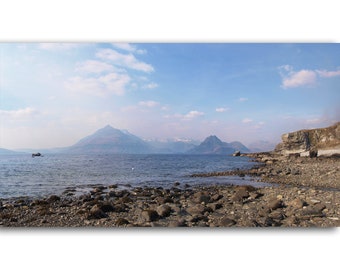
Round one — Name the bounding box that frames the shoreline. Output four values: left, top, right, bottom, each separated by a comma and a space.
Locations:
0, 153, 339, 227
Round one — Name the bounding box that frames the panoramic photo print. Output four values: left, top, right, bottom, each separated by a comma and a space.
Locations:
0, 43, 339, 227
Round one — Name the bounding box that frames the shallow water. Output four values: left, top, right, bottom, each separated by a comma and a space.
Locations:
0, 153, 269, 199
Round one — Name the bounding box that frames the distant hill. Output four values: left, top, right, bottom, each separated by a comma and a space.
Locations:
187, 135, 249, 155
146, 139, 199, 153
0, 148, 26, 155
65, 125, 153, 154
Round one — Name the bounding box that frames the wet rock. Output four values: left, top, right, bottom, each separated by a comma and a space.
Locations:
47, 195, 61, 203
108, 191, 116, 197
174, 182, 180, 186
88, 205, 108, 219
233, 151, 241, 156
99, 203, 115, 213
108, 184, 118, 189
31, 199, 49, 206
141, 209, 160, 222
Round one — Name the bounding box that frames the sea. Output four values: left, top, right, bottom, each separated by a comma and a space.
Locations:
0, 153, 269, 199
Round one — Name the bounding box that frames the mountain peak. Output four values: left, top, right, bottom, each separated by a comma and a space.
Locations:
188, 135, 249, 154
203, 135, 223, 143
101, 124, 115, 130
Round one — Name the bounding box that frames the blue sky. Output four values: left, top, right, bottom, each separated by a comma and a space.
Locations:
1, 43, 339, 149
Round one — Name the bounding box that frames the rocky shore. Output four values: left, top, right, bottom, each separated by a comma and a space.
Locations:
1, 152, 339, 227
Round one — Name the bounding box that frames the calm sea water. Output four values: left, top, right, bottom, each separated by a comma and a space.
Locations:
0, 154, 267, 199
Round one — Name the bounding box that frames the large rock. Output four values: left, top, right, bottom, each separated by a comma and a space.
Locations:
275, 122, 340, 157
141, 210, 160, 222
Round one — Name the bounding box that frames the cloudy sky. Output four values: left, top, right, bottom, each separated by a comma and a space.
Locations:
1, 43, 339, 149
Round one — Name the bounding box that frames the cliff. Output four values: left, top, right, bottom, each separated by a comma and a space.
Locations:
275, 122, 340, 157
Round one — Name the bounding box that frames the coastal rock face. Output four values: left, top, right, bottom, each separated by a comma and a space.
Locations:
275, 122, 340, 157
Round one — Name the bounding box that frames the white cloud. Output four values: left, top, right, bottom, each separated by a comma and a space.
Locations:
278, 65, 340, 89
282, 69, 317, 88
75, 60, 116, 74
138, 100, 159, 107
142, 82, 159, 89
316, 69, 340, 78
242, 118, 253, 123
0, 107, 39, 119
95, 49, 154, 73
184, 110, 205, 119
239, 97, 248, 102
39, 43, 79, 51
216, 107, 229, 112
164, 110, 205, 121
111, 43, 146, 54
65, 72, 131, 96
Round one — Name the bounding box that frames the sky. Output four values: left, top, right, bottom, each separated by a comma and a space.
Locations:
0, 43, 340, 149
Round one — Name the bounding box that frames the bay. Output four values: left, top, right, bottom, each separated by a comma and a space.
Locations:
0, 153, 267, 199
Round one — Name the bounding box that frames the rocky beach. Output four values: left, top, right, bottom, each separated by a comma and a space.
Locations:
1, 122, 339, 227
0, 152, 339, 227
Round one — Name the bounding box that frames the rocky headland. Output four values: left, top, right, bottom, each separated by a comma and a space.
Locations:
275, 122, 340, 157
0, 123, 339, 227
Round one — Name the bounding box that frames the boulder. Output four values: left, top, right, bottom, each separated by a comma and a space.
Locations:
47, 195, 60, 203
99, 202, 115, 213
88, 205, 108, 219
267, 198, 284, 211
156, 205, 172, 217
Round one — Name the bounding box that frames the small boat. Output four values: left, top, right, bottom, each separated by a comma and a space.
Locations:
32, 152, 42, 157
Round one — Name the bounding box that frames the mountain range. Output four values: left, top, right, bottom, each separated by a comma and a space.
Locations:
64, 125, 249, 154
5, 125, 255, 155
187, 135, 249, 154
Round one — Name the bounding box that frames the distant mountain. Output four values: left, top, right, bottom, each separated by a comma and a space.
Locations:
0, 148, 26, 155
65, 125, 153, 154
187, 135, 249, 155
146, 138, 199, 153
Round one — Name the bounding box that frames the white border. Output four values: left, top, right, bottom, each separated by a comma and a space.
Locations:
1, 1, 339, 270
